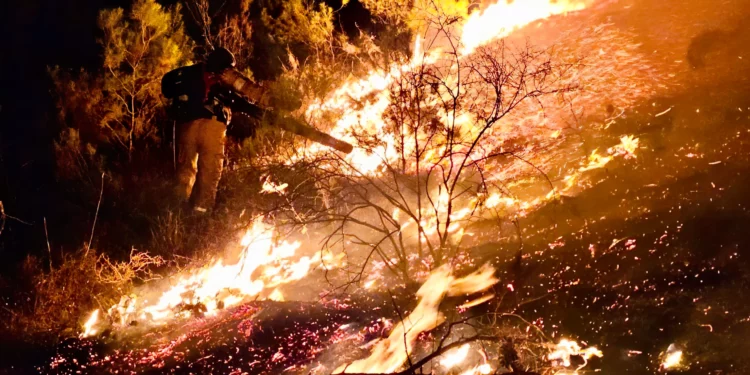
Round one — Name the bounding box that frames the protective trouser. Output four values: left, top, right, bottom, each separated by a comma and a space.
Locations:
176, 118, 226, 211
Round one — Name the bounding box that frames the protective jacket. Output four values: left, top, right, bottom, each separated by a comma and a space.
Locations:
161, 63, 232, 124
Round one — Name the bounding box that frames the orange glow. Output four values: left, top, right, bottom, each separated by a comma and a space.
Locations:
301, 1, 591, 177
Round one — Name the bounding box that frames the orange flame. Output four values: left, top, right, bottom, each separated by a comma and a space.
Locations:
439, 343, 471, 368
661, 343, 683, 369
336, 264, 498, 373
302, 0, 591, 176
460, 0, 588, 55
80, 309, 100, 338
261, 176, 289, 195
82, 218, 343, 333
547, 338, 603, 373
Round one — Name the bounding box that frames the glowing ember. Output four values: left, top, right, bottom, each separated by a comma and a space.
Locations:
336, 264, 498, 373
547, 339, 603, 372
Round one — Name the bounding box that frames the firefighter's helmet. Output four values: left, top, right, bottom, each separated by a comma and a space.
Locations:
206, 47, 236, 72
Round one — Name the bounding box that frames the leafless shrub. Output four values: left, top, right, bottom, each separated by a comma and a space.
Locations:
274, 7, 579, 288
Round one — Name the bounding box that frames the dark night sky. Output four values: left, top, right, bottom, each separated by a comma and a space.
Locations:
0, 0, 116, 257
1, 0, 130, 172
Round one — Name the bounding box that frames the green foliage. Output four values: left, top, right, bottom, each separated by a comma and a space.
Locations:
52, 0, 193, 173
96, 0, 193, 156
261, 0, 334, 48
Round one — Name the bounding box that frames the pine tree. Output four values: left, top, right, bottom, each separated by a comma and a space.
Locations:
51, 0, 193, 173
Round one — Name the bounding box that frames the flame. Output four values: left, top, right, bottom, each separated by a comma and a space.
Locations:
81, 218, 341, 333
460, 363, 493, 375
81, 309, 100, 338
661, 344, 683, 369
440, 343, 471, 368
288, 1, 639, 262
140, 218, 303, 321
336, 264, 498, 373
77, 10, 657, 375
438, 344, 493, 375
301, 0, 591, 176
547, 339, 603, 372
291, 1, 638, 257
460, 0, 588, 55
579, 149, 612, 172
261, 176, 289, 195
609, 135, 640, 159
458, 294, 495, 309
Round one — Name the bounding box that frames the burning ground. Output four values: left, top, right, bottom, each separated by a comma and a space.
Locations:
5, 0, 750, 374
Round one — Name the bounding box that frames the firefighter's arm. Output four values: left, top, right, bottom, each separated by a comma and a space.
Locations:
217, 69, 271, 107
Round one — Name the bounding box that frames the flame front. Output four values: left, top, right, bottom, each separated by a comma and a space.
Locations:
140, 218, 304, 321
295, 0, 649, 254
83, 218, 342, 332
302, 0, 591, 175
75, 2, 651, 374
460, 0, 587, 55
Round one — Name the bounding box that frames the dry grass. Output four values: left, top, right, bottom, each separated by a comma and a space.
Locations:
2, 248, 163, 343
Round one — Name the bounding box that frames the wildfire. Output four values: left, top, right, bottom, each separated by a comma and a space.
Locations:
336, 264, 498, 373
75, 2, 653, 374
293, 0, 648, 258
302, 0, 591, 176
460, 0, 588, 55
81, 218, 342, 334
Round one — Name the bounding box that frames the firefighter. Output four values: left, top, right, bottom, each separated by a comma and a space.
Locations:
162, 48, 265, 213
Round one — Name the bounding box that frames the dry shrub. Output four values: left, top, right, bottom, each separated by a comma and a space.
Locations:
4, 248, 163, 343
